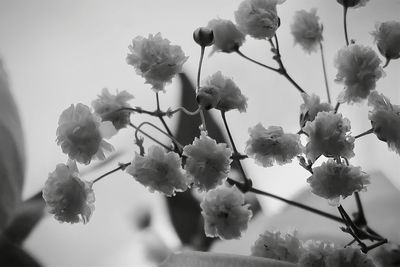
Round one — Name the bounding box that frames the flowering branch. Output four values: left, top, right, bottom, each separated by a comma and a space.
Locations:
235, 49, 280, 73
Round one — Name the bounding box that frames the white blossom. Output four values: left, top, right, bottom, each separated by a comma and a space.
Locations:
291, 9, 323, 53
372, 21, 400, 63
299, 93, 333, 128
207, 19, 245, 53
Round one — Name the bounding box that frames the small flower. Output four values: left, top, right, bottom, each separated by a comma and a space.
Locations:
245, 123, 303, 167
368, 91, 400, 154
193, 27, 214, 47
303, 111, 355, 162
334, 44, 383, 103
234, 0, 285, 39
183, 132, 232, 191
42, 161, 95, 224
91, 88, 134, 130
200, 184, 252, 240
56, 103, 114, 165
372, 21, 400, 64
126, 33, 188, 92
299, 93, 333, 128
202, 71, 248, 112
298, 241, 335, 267
251, 230, 304, 263
126, 145, 192, 196
327, 247, 376, 267
207, 19, 245, 53
196, 86, 221, 110
291, 9, 323, 53
307, 159, 370, 205
336, 0, 369, 8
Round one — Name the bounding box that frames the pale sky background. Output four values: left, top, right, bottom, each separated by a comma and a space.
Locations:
1, 0, 400, 266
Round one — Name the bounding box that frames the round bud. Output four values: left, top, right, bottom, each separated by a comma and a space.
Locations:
336, 0, 362, 7
196, 86, 220, 110
193, 27, 214, 47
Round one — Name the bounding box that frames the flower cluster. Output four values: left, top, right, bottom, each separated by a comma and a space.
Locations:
291, 9, 323, 53
299, 93, 333, 128
42, 161, 95, 224
207, 19, 245, 53
368, 91, 400, 154
303, 111, 355, 162
200, 184, 252, 240
245, 123, 303, 167
126, 146, 192, 196
126, 33, 188, 92
372, 21, 400, 64
183, 132, 232, 191
334, 44, 383, 103
307, 159, 370, 205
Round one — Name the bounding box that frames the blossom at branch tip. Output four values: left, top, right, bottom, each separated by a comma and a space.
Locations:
92, 88, 134, 130
42, 161, 95, 224
336, 0, 369, 9
198, 71, 248, 112
183, 132, 232, 191
126, 145, 192, 196
303, 111, 355, 162
334, 44, 383, 104
234, 0, 285, 40
307, 160, 370, 206
200, 184, 252, 240
372, 21, 400, 63
207, 18, 245, 53
126, 33, 188, 92
56, 103, 114, 165
245, 123, 303, 167
251, 230, 304, 263
299, 93, 333, 128
291, 9, 323, 53
368, 91, 400, 155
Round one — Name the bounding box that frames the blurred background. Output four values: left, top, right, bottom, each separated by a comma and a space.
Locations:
1, 0, 400, 266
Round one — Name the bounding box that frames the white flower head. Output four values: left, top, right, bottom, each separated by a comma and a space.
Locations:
368, 91, 400, 155
42, 161, 95, 224
56, 103, 114, 165
372, 21, 400, 62
298, 241, 335, 267
92, 88, 134, 130
200, 184, 252, 240
291, 9, 323, 53
126, 145, 192, 196
234, 0, 285, 40
207, 19, 246, 53
251, 230, 304, 263
303, 111, 355, 162
327, 247, 376, 267
183, 132, 232, 191
299, 93, 333, 128
334, 44, 383, 103
307, 160, 370, 205
202, 71, 248, 112
245, 123, 303, 167
337, 0, 369, 9
126, 33, 188, 92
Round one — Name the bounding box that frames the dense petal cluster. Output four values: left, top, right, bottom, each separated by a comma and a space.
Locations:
92, 88, 134, 130
126, 33, 188, 92
42, 162, 95, 224
234, 0, 285, 39
251, 230, 303, 263
183, 132, 232, 191
299, 93, 333, 128
291, 9, 323, 53
326, 247, 376, 267
303, 111, 355, 162
336, 0, 369, 8
368, 91, 400, 154
200, 184, 252, 240
126, 146, 192, 196
307, 160, 370, 205
298, 241, 335, 267
201, 71, 248, 112
207, 19, 245, 53
334, 44, 383, 103
245, 123, 303, 167
372, 21, 400, 63
56, 103, 114, 165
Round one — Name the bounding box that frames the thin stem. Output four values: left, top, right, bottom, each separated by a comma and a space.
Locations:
197, 46, 205, 91
135, 121, 184, 151
92, 162, 131, 184
108, 107, 164, 117
221, 112, 238, 153
320, 42, 332, 104
334, 102, 341, 113
199, 109, 207, 132
383, 58, 391, 68
156, 92, 161, 111
354, 192, 367, 226
354, 128, 374, 139
235, 49, 280, 73
343, 6, 350, 46
167, 106, 200, 116
129, 123, 172, 151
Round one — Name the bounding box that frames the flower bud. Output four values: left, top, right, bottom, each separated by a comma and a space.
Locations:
193, 27, 214, 47
336, 0, 369, 8
196, 86, 220, 110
